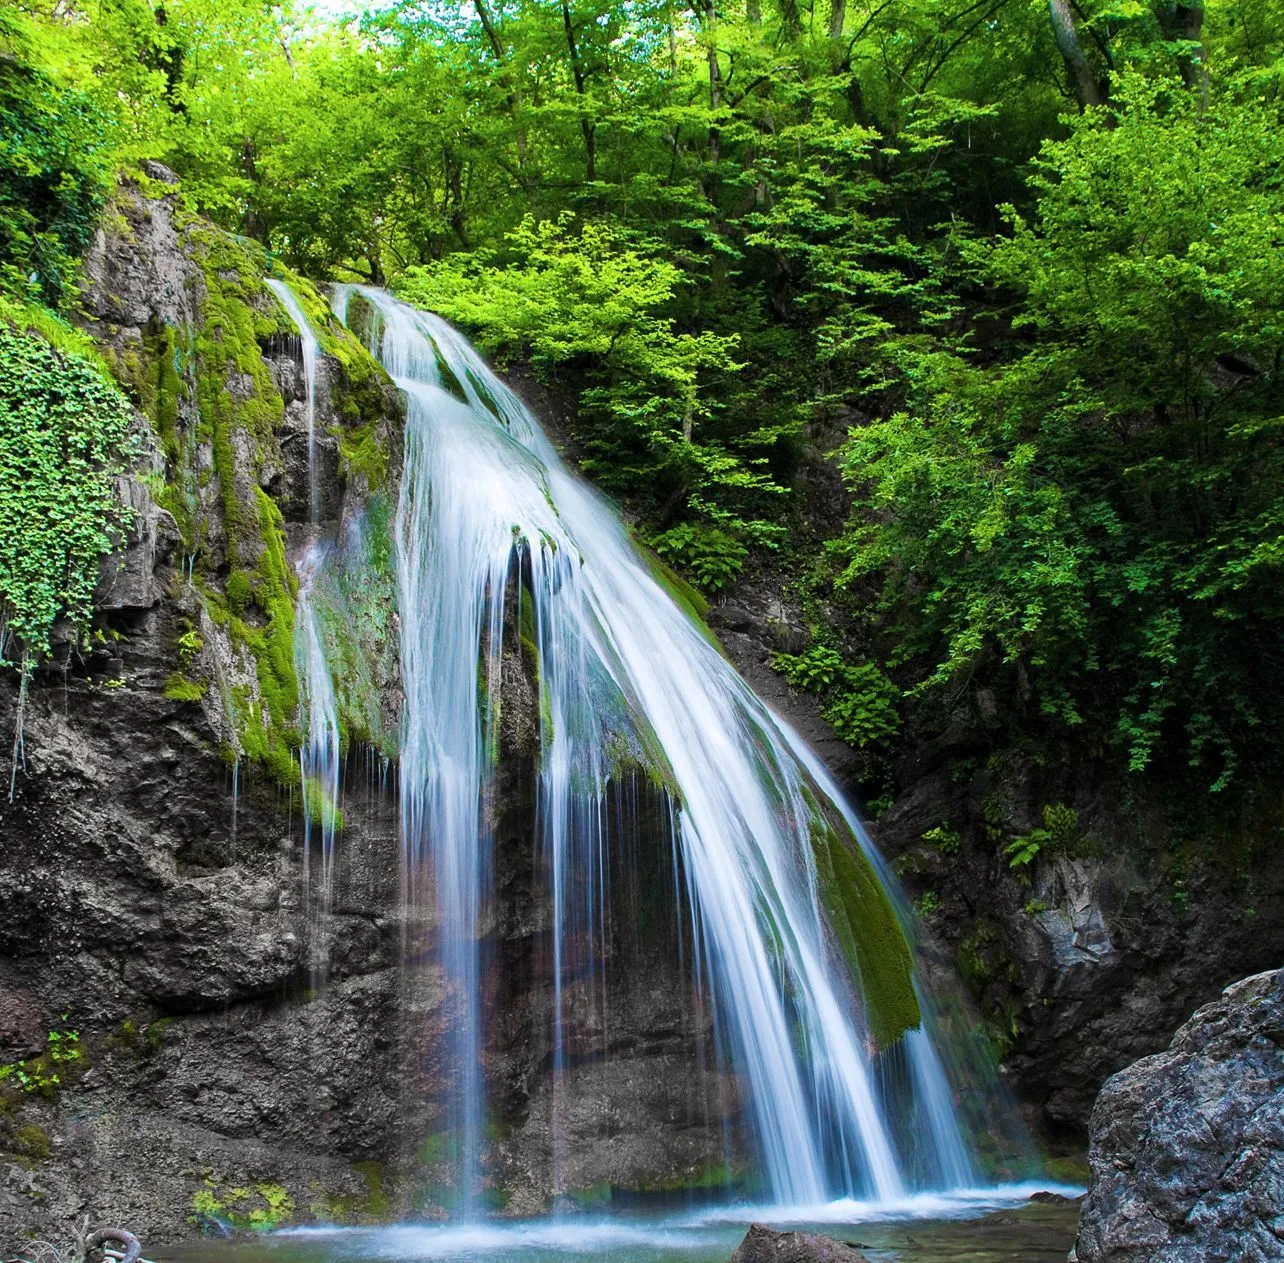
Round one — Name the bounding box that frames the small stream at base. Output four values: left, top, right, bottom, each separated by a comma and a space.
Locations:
153, 1188, 1080, 1263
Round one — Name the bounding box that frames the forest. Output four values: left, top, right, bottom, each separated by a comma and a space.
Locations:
2, 0, 1283, 827
2, 1, 1284, 1256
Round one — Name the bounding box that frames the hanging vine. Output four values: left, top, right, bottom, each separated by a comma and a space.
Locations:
0, 311, 134, 797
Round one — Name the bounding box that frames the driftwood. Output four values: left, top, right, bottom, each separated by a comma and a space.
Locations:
84, 1230, 141, 1263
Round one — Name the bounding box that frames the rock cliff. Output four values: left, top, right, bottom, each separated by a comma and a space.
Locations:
1074, 968, 1284, 1262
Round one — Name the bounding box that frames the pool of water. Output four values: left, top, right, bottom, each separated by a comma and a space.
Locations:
153, 1185, 1081, 1263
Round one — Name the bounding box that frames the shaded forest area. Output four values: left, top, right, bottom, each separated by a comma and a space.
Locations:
2, 0, 1282, 858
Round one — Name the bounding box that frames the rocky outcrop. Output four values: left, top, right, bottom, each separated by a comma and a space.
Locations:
1073, 968, 1284, 1262
0, 177, 736, 1249
729, 1224, 871, 1263
871, 745, 1284, 1140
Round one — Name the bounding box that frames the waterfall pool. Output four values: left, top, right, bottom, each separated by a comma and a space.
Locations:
153, 1186, 1081, 1262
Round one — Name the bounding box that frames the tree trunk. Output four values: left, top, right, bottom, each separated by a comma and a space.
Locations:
476, 0, 533, 183
1157, 3, 1208, 105
828, 0, 846, 39
1048, 0, 1106, 108
560, 0, 597, 182
705, 0, 722, 164
240, 138, 269, 243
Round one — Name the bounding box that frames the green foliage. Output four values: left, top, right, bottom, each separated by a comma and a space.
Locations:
398, 214, 777, 535
649, 523, 748, 594
922, 824, 961, 855
772, 646, 846, 693
0, 318, 133, 668
337, 423, 389, 490
15, 1122, 49, 1162
0, 12, 112, 306
0, 1026, 82, 1098
191, 1181, 295, 1233
164, 673, 205, 703
2, 0, 1279, 874
914, 890, 941, 916
1004, 803, 1084, 870
838, 77, 1284, 796
773, 648, 901, 749
821, 665, 902, 749
176, 627, 203, 665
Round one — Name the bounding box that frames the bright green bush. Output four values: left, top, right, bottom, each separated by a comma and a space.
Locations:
396, 214, 787, 539
772, 647, 901, 748
0, 13, 112, 307
649, 522, 748, 594
838, 79, 1284, 793
771, 646, 846, 693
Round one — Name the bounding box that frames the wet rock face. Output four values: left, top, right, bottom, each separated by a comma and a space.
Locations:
1074, 969, 1284, 1263
486, 766, 739, 1215
0, 601, 414, 1243
729, 1223, 872, 1263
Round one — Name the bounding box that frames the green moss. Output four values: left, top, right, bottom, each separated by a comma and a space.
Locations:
336, 422, 388, 489
1043, 1154, 1090, 1185
190, 1180, 296, 1233
351, 1161, 390, 1217
302, 773, 345, 832
144, 1017, 174, 1050
416, 1130, 456, 1167
318, 493, 401, 759
211, 489, 300, 784
164, 673, 205, 702
15, 1123, 49, 1162
811, 818, 921, 1049
96, 210, 402, 781
637, 538, 709, 619
182, 217, 287, 568
566, 1181, 612, 1209
620, 1161, 736, 1195
271, 264, 400, 440
226, 568, 251, 613
322, 1161, 392, 1224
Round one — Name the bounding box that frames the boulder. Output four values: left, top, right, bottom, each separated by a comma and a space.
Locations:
728, 1223, 871, 1263
1074, 968, 1284, 1262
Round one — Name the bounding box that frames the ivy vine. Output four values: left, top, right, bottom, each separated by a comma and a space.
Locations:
0, 317, 133, 672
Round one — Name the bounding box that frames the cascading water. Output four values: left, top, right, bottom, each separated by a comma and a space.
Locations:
293, 540, 342, 898
327, 284, 1008, 1212
267, 279, 321, 522
268, 280, 342, 925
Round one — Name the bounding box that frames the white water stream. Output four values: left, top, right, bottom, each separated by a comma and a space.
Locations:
269, 280, 342, 916
323, 285, 989, 1211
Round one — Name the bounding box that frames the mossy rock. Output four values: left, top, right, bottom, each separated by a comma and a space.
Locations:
811, 817, 921, 1049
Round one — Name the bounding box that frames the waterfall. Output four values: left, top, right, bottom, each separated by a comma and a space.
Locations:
268, 280, 342, 924
293, 540, 342, 899
330, 284, 992, 1211
266, 279, 321, 522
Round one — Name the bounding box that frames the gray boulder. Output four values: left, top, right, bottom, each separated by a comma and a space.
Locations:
729, 1223, 871, 1263
1074, 968, 1284, 1262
